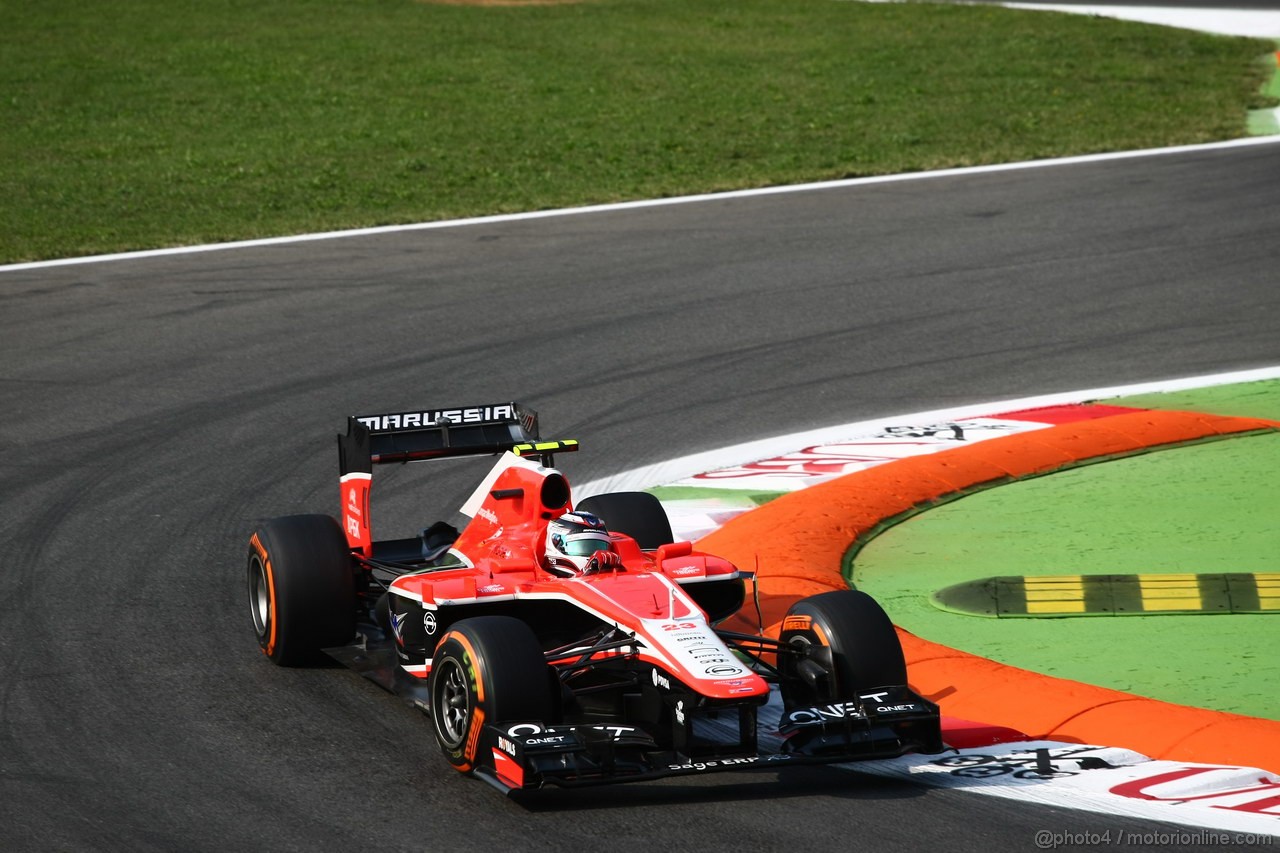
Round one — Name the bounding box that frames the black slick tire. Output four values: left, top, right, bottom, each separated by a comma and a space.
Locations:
247, 514, 355, 666
428, 616, 554, 774
779, 590, 907, 707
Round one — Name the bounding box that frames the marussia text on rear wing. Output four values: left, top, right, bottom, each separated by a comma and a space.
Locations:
336, 401, 579, 557
338, 402, 541, 473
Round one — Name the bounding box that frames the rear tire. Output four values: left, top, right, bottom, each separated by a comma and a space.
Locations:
428, 616, 555, 773
778, 590, 906, 707
247, 514, 355, 666
575, 491, 673, 550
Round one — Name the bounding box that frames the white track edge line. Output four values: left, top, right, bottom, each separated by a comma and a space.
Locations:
5, 135, 1279, 273
577, 365, 1280, 495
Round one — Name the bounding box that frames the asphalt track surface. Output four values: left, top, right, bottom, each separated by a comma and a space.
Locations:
3, 140, 1279, 852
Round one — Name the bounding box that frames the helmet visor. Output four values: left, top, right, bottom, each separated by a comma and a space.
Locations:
563, 533, 611, 557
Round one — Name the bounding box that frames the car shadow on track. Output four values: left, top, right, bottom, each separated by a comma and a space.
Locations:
512, 764, 927, 812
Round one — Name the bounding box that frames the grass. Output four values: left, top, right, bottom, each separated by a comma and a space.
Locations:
1, 0, 1275, 263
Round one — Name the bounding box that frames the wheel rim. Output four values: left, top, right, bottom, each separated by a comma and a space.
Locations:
432, 657, 471, 749
248, 555, 271, 639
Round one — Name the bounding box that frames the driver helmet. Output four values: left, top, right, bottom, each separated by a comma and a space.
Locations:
546, 511, 612, 575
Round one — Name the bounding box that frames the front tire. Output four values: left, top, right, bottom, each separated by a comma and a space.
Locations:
428, 616, 554, 773
247, 514, 355, 666
778, 590, 907, 708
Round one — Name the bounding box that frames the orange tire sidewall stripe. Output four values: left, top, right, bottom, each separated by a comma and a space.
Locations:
465, 708, 486, 768
249, 533, 278, 658
445, 631, 485, 704
437, 629, 486, 769
811, 623, 829, 648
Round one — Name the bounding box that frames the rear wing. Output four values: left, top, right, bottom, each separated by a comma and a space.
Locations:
337, 402, 578, 557
338, 402, 540, 475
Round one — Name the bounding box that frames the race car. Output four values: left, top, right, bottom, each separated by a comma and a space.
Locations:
246, 402, 942, 792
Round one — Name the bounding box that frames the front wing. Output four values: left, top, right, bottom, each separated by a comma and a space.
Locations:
476, 685, 941, 792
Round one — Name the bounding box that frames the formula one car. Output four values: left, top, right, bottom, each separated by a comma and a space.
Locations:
246, 402, 941, 792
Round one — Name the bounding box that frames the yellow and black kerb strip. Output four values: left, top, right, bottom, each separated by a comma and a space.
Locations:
931, 573, 1279, 617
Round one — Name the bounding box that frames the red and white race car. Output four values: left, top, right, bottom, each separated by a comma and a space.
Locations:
246, 402, 941, 792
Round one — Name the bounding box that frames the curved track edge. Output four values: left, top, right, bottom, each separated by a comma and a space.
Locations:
699, 408, 1280, 774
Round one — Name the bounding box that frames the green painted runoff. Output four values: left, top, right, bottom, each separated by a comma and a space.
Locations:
851, 379, 1280, 721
